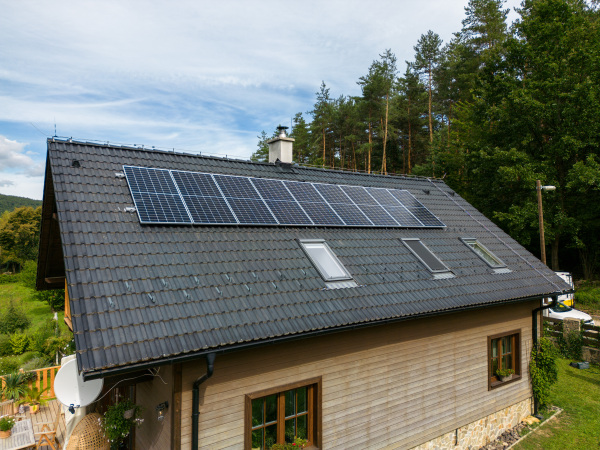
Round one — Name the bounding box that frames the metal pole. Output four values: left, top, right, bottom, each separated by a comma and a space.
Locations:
536, 180, 547, 265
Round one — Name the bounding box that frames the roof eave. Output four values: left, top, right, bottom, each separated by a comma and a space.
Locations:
81, 291, 558, 381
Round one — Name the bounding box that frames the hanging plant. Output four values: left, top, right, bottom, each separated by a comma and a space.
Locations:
99, 399, 144, 449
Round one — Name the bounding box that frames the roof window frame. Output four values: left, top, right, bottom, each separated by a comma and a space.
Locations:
298, 239, 353, 282
401, 238, 451, 274
461, 238, 506, 268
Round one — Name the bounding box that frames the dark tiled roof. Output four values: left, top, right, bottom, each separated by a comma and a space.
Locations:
39, 139, 568, 377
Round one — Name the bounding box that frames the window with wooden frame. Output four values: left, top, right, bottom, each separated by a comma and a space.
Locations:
246, 378, 321, 450
488, 330, 521, 389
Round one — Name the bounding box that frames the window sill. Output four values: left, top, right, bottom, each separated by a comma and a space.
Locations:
489, 374, 522, 390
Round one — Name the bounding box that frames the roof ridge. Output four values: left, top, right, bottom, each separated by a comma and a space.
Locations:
47, 137, 444, 183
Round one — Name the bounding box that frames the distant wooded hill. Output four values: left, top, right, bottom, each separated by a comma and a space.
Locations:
0, 194, 42, 215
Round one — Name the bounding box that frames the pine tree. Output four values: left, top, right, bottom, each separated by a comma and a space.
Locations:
310, 82, 333, 168
413, 30, 443, 145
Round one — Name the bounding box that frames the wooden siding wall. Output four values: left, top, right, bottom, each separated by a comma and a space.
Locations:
135, 365, 174, 450
177, 301, 536, 449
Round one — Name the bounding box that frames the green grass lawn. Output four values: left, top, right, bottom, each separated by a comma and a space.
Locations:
574, 282, 600, 316
514, 358, 600, 449
0, 282, 68, 333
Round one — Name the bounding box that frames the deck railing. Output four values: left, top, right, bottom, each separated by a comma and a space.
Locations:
0, 365, 61, 399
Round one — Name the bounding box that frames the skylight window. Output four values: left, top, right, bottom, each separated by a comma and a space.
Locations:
402, 238, 451, 274
299, 240, 352, 281
462, 238, 505, 268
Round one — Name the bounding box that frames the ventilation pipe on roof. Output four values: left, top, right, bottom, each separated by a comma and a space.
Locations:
531, 294, 558, 416
191, 353, 216, 450
268, 126, 294, 164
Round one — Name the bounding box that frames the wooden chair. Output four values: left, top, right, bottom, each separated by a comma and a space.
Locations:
35, 409, 63, 450
0, 399, 14, 418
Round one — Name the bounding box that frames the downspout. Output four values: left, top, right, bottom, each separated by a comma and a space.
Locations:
531, 294, 558, 416
192, 353, 216, 450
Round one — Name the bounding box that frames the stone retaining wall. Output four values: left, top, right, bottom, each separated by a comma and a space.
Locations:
411, 397, 532, 450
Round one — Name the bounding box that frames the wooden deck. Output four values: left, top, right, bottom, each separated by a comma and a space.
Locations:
21, 399, 66, 449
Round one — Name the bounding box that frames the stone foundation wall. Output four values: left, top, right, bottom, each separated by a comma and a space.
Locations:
411, 397, 532, 450
582, 346, 600, 364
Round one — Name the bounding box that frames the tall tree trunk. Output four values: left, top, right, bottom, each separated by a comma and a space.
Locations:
368, 119, 372, 174
551, 237, 560, 271
579, 247, 596, 280
408, 104, 412, 174
381, 94, 389, 175
428, 63, 433, 143
322, 128, 326, 168
402, 134, 406, 173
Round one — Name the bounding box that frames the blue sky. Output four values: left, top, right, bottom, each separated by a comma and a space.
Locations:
0, 0, 521, 200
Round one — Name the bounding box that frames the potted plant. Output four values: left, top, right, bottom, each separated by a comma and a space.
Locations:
99, 399, 144, 449
270, 437, 309, 450
0, 417, 15, 439
24, 386, 50, 414
1, 372, 26, 413
496, 368, 515, 382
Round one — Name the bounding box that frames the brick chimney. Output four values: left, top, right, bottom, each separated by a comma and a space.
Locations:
268, 126, 294, 164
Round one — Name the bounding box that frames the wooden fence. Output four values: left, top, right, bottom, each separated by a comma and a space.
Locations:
543, 317, 563, 339
0, 365, 61, 400
582, 322, 600, 348
543, 317, 600, 347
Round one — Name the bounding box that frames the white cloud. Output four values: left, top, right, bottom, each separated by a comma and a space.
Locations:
0, 136, 44, 177
0, 172, 43, 200
0, 0, 524, 168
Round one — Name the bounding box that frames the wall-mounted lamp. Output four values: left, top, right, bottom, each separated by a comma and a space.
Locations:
156, 401, 169, 422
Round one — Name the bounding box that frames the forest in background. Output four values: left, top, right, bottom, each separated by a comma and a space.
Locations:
0, 205, 72, 374
0, 194, 41, 216
252, 0, 600, 280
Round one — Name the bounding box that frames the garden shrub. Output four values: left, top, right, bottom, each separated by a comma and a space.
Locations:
0, 273, 19, 284
28, 319, 56, 355
0, 335, 12, 356
0, 301, 30, 334
21, 356, 51, 372
556, 322, 584, 360
9, 333, 31, 355
530, 337, 559, 408
0, 356, 20, 376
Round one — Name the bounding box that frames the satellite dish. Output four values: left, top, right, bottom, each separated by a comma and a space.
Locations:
54, 359, 103, 413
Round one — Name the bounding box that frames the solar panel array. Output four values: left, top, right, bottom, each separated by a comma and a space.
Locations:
123, 165, 445, 228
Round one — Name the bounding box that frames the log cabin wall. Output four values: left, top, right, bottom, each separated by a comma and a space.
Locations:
175, 299, 536, 449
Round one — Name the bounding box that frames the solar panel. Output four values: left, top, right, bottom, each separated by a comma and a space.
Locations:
341, 185, 378, 205
386, 206, 423, 227
365, 187, 401, 206
299, 201, 344, 225
313, 183, 352, 204
390, 190, 424, 208
123, 165, 445, 228
227, 198, 278, 224
172, 171, 222, 197
251, 178, 294, 201
183, 195, 237, 224
266, 200, 313, 225
328, 203, 372, 225
284, 181, 327, 203
124, 166, 179, 195
214, 175, 261, 199
360, 205, 398, 226
408, 207, 445, 227
124, 166, 192, 224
